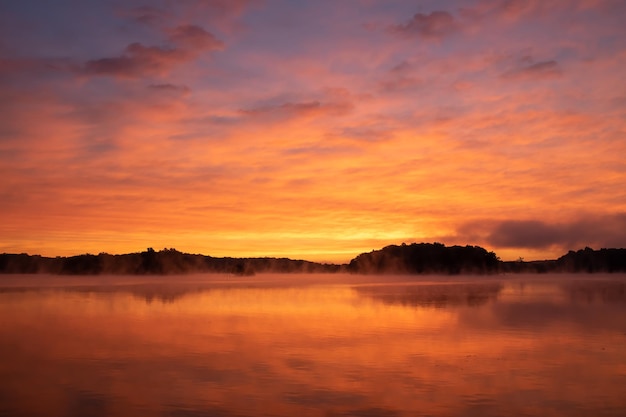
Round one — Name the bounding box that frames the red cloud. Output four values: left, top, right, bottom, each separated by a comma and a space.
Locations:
501, 60, 563, 80
168, 25, 224, 50
240, 100, 353, 122
119, 6, 171, 26
390, 11, 460, 40
83, 43, 185, 78
81, 25, 222, 79
182, 0, 257, 15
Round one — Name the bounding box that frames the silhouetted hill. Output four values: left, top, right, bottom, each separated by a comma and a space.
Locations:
0, 248, 341, 275
347, 243, 500, 274
1, 245, 625, 275
500, 248, 626, 273
556, 247, 626, 272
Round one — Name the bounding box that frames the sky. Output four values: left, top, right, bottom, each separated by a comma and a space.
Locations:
1, 0, 625, 262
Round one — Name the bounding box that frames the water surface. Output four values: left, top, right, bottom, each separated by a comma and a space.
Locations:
1, 273, 625, 416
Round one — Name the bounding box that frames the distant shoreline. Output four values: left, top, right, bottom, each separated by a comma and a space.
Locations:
1, 244, 625, 275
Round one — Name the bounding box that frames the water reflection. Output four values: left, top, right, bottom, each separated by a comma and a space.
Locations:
354, 282, 503, 307
0, 274, 625, 417
562, 279, 626, 304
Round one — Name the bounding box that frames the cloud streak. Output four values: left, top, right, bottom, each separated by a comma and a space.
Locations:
458, 214, 626, 251
240, 100, 353, 122
82, 25, 222, 78
389, 11, 460, 40
501, 60, 563, 80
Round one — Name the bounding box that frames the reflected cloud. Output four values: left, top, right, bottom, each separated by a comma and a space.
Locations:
1, 275, 626, 416
284, 355, 316, 372
561, 279, 626, 304
284, 387, 364, 406
330, 407, 400, 417
463, 279, 626, 332
164, 405, 249, 417
66, 390, 109, 417
355, 282, 503, 308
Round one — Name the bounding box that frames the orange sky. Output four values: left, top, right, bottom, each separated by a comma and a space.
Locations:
1, 0, 625, 262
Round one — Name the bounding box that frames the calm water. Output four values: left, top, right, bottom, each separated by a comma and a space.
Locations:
1, 273, 625, 417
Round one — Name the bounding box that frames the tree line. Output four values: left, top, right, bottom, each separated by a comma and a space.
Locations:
0, 248, 341, 275
1, 244, 625, 275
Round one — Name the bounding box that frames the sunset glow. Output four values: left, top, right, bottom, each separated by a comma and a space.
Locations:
2, 277, 626, 415
1, 0, 625, 261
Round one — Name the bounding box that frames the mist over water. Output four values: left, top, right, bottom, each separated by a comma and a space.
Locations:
1, 273, 625, 416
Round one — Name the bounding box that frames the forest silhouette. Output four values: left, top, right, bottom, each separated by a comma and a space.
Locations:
1, 243, 625, 275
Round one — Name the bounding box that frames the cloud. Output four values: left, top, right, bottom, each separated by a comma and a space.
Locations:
148, 83, 191, 95
240, 100, 353, 121
0, 57, 71, 78
282, 143, 357, 158
119, 6, 171, 26
459, 214, 626, 250
501, 60, 563, 80
83, 44, 182, 78
460, 0, 537, 21
378, 61, 422, 92
116, 0, 257, 36
486, 220, 565, 248
338, 126, 394, 143
81, 25, 222, 78
389, 10, 460, 40
119, 0, 255, 19
168, 24, 223, 50
459, 0, 567, 22
180, 0, 256, 15
459, 0, 626, 25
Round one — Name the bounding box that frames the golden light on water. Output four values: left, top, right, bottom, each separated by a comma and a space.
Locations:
2, 276, 626, 416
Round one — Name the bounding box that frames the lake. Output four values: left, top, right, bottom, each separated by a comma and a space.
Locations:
1, 273, 625, 416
